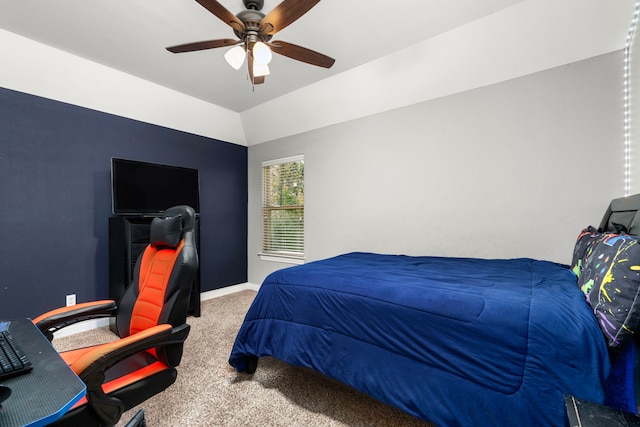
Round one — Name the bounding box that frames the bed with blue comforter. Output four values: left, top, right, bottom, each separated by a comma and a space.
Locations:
230, 194, 640, 426
229, 252, 610, 426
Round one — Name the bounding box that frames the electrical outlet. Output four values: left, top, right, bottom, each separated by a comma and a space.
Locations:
65, 294, 76, 307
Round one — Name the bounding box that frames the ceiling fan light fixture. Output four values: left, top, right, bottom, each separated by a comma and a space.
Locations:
253, 62, 270, 77
224, 45, 246, 70
252, 41, 273, 64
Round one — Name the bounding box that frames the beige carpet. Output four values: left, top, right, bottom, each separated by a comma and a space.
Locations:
53, 290, 434, 427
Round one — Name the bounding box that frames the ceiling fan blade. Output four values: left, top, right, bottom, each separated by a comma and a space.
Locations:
248, 52, 265, 85
260, 0, 321, 35
166, 39, 241, 53
195, 0, 245, 32
269, 41, 335, 68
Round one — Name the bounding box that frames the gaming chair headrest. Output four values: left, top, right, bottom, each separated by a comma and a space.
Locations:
150, 205, 196, 249
164, 205, 196, 230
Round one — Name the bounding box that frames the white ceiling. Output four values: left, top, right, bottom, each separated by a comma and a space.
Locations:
0, 0, 526, 112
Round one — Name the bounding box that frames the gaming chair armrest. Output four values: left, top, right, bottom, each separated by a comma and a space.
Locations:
33, 300, 117, 341
72, 323, 190, 378
70, 323, 190, 426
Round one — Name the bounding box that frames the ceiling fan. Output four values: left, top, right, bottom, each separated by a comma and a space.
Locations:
166, 0, 335, 86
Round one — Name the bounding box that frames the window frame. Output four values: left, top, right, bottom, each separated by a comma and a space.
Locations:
258, 154, 305, 265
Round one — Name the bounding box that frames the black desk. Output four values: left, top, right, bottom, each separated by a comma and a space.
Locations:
0, 319, 85, 427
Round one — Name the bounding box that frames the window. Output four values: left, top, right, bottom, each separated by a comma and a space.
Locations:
261, 155, 304, 262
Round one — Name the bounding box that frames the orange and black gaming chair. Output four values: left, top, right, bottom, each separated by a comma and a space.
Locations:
33, 205, 198, 427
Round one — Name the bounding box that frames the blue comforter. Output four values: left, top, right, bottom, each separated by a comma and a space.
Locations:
229, 252, 610, 426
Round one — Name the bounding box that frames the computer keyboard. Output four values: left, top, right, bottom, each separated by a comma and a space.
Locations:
0, 327, 33, 380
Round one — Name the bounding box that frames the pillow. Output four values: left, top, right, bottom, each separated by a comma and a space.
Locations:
577, 232, 640, 349
571, 226, 599, 279
150, 214, 182, 248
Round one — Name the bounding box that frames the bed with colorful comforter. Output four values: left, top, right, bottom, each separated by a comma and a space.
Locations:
229, 195, 640, 426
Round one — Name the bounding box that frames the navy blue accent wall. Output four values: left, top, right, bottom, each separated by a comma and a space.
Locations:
0, 87, 247, 319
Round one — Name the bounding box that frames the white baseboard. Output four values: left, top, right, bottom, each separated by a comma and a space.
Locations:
53, 318, 111, 338
200, 282, 260, 301
53, 282, 259, 339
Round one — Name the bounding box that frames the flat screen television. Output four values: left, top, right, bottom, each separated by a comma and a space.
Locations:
111, 158, 200, 215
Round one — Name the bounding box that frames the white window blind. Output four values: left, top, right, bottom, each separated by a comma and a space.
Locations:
262, 155, 304, 257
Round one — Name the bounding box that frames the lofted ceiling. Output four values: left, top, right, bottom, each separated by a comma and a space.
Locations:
0, 0, 526, 113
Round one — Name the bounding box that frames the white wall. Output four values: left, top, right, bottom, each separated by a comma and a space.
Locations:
248, 52, 624, 285
241, 0, 633, 146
